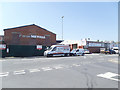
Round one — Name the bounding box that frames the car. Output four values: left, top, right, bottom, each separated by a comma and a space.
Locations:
70, 49, 84, 56
112, 47, 119, 54
104, 49, 116, 54
84, 49, 90, 54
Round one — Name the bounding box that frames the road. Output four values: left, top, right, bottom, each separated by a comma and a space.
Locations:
0, 54, 119, 88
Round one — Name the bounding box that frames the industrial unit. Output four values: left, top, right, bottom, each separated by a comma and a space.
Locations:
1, 24, 56, 57
60, 39, 106, 53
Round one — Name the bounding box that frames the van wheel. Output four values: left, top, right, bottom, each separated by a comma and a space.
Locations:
82, 53, 84, 56
67, 54, 69, 56
64, 54, 67, 56
65, 54, 69, 57
47, 54, 53, 57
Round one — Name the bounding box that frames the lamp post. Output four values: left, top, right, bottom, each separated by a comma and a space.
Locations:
62, 16, 64, 41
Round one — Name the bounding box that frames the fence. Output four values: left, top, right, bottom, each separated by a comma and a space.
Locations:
0, 45, 47, 58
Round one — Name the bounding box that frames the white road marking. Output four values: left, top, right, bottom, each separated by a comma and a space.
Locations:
14, 70, 26, 75
0, 72, 9, 77
53, 66, 63, 69
97, 72, 120, 82
41, 67, 53, 71
29, 69, 40, 73
72, 64, 81, 67
105, 55, 118, 56
108, 59, 119, 64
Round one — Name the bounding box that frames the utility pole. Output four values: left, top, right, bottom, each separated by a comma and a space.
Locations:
62, 16, 64, 41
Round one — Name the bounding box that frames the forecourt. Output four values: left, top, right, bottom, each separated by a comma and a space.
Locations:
0, 54, 119, 88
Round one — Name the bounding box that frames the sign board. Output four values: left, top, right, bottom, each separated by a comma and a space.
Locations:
37, 45, 42, 50
89, 43, 104, 47
0, 44, 6, 50
20, 35, 45, 39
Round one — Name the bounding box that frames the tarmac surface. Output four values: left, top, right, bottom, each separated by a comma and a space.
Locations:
0, 54, 119, 88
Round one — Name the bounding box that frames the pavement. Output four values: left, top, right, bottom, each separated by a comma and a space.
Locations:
0, 53, 119, 88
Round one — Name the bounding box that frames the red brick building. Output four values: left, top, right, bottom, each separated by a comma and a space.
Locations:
4, 24, 56, 46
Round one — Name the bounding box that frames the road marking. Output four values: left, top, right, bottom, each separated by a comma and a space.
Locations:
0, 72, 9, 77
108, 59, 119, 64
97, 72, 120, 82
41, 67, 53, 71
29, 69, 40, 73
105, 55, 118, 56
72, 64, 81, 67
14, 70, 26, 75
53, 66, 63, 69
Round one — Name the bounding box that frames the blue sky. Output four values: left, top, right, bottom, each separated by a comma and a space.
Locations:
0, 2, 118, 41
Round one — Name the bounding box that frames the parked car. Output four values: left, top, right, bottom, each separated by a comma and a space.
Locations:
70, 49, 84, 56
44, 45, 70, 57
112, 47, 119, 54
104, 49, 116, 54
84, 49, 90, 54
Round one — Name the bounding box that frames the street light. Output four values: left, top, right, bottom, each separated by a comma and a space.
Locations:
62, 16, 64, 41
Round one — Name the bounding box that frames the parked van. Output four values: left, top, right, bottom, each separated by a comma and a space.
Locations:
44, 45, 70, 57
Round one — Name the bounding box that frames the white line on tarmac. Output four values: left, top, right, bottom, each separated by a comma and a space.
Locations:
108, 59, 119, 64
0, 72, 9, 77
13, 70, 26, 75
41, 67, 53, 71
97, 72, 120, 82
72, 64, 81, 67
53, 66, 63, 69
29, 69, 40, 73
105, 55, 118, 56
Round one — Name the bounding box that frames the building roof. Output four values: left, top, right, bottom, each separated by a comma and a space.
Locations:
4, 24, 56, 35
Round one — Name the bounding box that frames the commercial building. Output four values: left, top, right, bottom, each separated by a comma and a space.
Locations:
84, 41, 105, 53
60, 39, 106, 53
1, 24, 56, 57
4, 24, 56, 46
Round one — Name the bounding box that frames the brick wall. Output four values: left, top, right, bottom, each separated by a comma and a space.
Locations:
4, 24, 56, 46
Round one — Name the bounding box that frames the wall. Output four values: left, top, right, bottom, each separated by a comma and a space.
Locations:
4, 25, 56, 46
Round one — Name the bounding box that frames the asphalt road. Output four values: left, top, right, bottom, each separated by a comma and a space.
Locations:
0, 54, 119, 88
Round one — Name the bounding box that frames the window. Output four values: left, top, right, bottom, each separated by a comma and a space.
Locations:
52, 47, 57, 51
76, 49, 79, 52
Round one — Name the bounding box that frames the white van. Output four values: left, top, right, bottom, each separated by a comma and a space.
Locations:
44, 45, 70, 57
